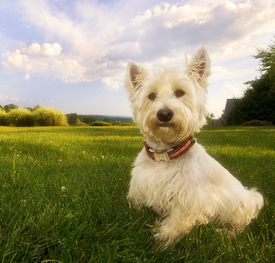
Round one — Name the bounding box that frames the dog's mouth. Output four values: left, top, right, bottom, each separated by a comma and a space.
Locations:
157, 122, 172, 128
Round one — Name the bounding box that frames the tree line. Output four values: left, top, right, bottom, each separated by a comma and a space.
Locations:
227, 37, 275, 125
0, 105, 67, 126
0, 105, 135, 127
0, 104, 41, 113
66, 113, 135, 126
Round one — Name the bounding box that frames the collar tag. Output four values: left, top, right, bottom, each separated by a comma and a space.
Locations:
153, 152, 171, 162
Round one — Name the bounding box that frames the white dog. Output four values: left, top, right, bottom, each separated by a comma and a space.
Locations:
125, 47, 264, 247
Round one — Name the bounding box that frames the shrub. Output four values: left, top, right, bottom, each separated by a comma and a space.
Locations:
67, 113, 78, 125
91, 121, 112, 126
0, 111, 7, 126
34, 108, 68, 126
6, 109, 35, 126
79, 116, 98, 125
112, 121, 123, 126
75, 122, 87, 126
242, 120, 273, 126
121, 122, 136, 126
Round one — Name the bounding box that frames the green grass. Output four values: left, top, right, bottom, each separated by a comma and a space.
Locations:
0, 126, 274, 262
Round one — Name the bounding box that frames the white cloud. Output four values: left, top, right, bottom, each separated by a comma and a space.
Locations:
1, 0, 275, 91
102, 76, 122, 90
1, 42, 88, 82
22, 43, 62, 57
225, 84, 245, 98
212, 66, 228, 74
10, 97, 21, 102
3, 49, 28, 68
0, 94, 9, 101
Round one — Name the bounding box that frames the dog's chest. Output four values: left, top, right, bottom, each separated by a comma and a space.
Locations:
133, 149, 194, 190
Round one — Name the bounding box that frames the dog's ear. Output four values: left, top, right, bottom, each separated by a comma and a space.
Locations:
126, 60, 149, 92
186, 47, 211, 89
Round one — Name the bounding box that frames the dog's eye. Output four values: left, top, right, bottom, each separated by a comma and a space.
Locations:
175, 90, 185, 98
148, 93, 156, 100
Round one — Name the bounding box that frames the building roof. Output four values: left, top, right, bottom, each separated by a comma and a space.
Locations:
223, 99, 238, 117
214, 99, 239, 126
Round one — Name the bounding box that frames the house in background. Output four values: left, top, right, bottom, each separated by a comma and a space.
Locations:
214, 99, 239, 126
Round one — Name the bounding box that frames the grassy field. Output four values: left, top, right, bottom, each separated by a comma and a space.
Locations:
0, 126, 274, 262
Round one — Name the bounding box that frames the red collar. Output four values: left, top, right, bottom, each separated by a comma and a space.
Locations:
144, 137, 195, 162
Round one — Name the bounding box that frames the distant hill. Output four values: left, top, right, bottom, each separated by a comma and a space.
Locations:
83, 115, 133, 122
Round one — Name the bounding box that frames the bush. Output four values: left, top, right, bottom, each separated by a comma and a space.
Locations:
34, 108, 68, 126
112, 121, 123, 126
121, 122, 136, 126
6, 109, 35, 126
0, 111, 7, 126
67, 113, 78, 125
79, 116, 98, 125
75, 122, 87, 126
242, 120, 273, 126
91, 121, 112, 126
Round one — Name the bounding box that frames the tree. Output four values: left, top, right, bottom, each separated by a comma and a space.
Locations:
103, 117, 111, 123
67, 113, 78, 125
80, 116, 98, 125
227, 37, 275, 125
206, 113, 215, 126
26, 105, 41, 112
3, 104, 18, 113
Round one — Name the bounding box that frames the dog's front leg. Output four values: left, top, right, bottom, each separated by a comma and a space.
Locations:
127, 183, 148, 208
154, 213, 198, 247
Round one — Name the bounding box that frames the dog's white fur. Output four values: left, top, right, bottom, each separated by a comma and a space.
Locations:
125, 47, 264, 247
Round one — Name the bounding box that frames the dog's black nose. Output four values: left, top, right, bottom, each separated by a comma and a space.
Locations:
157, 108, 174, 122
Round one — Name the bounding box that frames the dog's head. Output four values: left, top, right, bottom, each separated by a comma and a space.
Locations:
125, 47, 211, 144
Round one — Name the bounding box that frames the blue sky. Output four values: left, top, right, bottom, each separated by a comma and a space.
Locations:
1, 0, 274, 117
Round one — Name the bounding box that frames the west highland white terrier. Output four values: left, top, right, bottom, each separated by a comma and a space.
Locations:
124, 47, 264, 247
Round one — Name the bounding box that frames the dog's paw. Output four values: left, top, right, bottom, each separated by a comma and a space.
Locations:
153, 221, 185, 249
